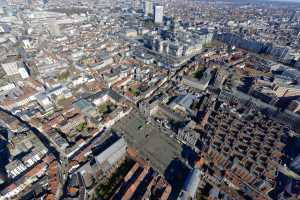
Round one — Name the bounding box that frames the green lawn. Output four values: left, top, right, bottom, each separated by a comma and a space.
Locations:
129, 87, 140, 96
98, 102, 116, 114
98, 103, 110, 114
76, 122, 87, 132
193, 68, 206, 79
57, 71, 70, 81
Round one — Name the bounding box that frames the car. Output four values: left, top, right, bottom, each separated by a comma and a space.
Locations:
164, 123, 171, 129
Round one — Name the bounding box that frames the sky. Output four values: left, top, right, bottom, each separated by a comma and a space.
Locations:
270, 0, 300, 2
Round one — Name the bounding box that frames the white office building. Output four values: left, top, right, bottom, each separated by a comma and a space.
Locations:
144, 0, 153, 16
154, 5, 163, 24
18, 67, 29, 79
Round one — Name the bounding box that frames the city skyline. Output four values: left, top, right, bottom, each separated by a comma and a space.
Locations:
0, 0, 299, 200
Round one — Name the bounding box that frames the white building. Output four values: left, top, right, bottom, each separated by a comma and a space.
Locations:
36, 94, 53, 110
22, 39, 32, 49
18, 67, 29, 79
0, 83, 15, 93
154, 5, 163, 24
1, 61, 19, 76
144, 0, 153, 16
1, 61, 30, 79
47, 22, 61, 36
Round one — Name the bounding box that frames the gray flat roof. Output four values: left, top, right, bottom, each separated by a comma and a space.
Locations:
113, 109, 182, 173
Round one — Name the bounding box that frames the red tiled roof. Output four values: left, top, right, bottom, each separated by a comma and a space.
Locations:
6, 183, 17, 192
45, 194, 55, 200
25, 163, 46, 177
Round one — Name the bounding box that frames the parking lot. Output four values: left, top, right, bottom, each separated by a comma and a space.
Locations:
113, 109, 182, 173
